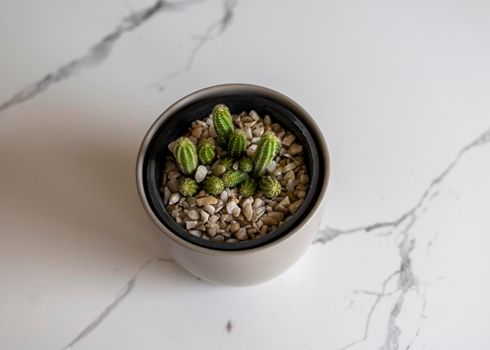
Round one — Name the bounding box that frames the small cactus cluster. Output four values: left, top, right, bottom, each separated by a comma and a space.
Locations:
213, 104, 234, 146
170, 104, 288, 199
252, 131, 281, 177
174, 137, 198, 175
197, 138, 215, 165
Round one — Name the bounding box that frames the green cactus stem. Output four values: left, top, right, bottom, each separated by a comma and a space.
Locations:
203, 176, 225, 196
197, 138, 215, 165
222, 170, 249, 188
239, 178, 257, 197
174, 137, 198, 175
252, 131, 280, 177
238, 156, 253, 173
212, 104, 234, 146
259, 176, 282, 198
178, 177, 199, 197
227, 129, 247, 158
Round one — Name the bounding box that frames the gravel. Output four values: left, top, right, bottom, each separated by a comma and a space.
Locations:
162, 110, 310, 243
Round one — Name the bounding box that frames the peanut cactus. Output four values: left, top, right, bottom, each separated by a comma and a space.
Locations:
203, 176, 225, 196
222, 170, 249, 188
227, 129, 246, 158
259, 176, 281, 198
197, 138, 215, 165
238, 156, 253, 173
212, 104, 234, 146
174, 137, 198, 175
239, 178, 257, 197
252, 131, 280, 177
178, 177, 199, 197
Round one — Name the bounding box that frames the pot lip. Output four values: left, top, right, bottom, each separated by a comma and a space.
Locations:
136, 83, 330, 256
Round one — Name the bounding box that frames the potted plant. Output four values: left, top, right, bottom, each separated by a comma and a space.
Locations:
136, 84, 330, 285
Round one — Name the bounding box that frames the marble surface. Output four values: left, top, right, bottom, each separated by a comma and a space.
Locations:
1, 0, 489, 349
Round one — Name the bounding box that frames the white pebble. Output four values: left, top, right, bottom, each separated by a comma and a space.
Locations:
203, 204, 215, 215
232, 207, 241, 218
169, 193, 181, 205
200, 210, 210, 223
242, 202, 253, 221
226, 201, 238, 215
187, 209, 199, 220
194, 165, 207, 183
186, 221, 198, 229
267, 160, 277, 173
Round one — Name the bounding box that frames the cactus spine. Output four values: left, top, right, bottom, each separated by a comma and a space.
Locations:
203, 176, 225, 196
178, 177, 199, 197
222, 170, 249, 188
252, 131, 280, 177
212, 104, 234, 146
239, 178, 257, 197
197, 138, 215, 165
174, 137, 198, 175
238, 156, 253, 173
259, 176, 281, 198
227, 129, 246, 158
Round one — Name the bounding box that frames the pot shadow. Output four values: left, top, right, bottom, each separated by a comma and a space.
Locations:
0, 116, 193, 284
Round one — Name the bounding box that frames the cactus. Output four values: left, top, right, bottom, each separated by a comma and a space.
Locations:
239, 178, 257, 197
212, 104, 234, 146
227, 129, 246, 158
220, 157, 234, 171
259, 176, 281, 198
252, 131, 280, 177
222, 170, 249, 188
197, 138, 215, 165
178, 177, 199, 197
174, 137, 198, 175
274, 138, 282, 155
238, 156, 253, 173
203, 176, 225, 196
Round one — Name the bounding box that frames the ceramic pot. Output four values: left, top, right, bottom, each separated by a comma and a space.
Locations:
136, 83, 330, 285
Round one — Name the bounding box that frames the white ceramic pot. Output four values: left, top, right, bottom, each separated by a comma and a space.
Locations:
136, 84, 330, 286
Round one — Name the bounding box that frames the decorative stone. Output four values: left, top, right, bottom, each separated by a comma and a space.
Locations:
186, 221, 198, 229
235, 228, 248, 241
226, 201, 238, 215
242, 201, 253, 221
169, 192, 181, 205
187, 209, 199, 220
230, 222, 240, 233
289, 199, 304, 214
196, 196, 218, 206
282, 134, 296, 147
202, 204, 215, 215
261, 216, 278, 226
213, 164, 226, 176
232, 207, 241, 218
200, 210, 210, 223
288, 143, 303, 155
194, 165, 207, 183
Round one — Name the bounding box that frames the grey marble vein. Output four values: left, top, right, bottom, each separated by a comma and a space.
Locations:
158, 0, 238, 83
340, 271, 400, 350
61, 259, 153, 349
60, 257, 174, 349
0, 0, 204, 113
314, 127, 490, 245
332, 127, 490, 350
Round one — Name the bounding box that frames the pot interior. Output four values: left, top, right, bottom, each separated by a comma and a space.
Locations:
143, 90, 325, 251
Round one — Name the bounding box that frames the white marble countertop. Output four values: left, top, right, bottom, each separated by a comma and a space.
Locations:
1, 0, 490, 349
